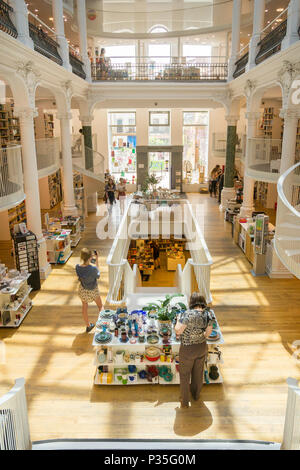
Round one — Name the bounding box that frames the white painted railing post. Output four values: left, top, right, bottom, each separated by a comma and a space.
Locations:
281, 377, 300, 449
0, 378, 31, 450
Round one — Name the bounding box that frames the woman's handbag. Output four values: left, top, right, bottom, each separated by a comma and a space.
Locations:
103, 192, 107, 203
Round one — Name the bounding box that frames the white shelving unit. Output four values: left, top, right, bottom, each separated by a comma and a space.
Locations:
44, 229, 73, 264
0, 273, 33, 328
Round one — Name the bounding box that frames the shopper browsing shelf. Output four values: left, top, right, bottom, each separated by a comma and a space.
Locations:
175, 293, 213, 409
117, 178, 127, 215
209, 165, 221, 198
76, 248, 103, 333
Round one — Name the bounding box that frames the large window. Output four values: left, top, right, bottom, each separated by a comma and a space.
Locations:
182, 44, 212, 65
108, 112, 136, 183
105, 45, 136, 65
148, 44, 171, 65
148, 111, 171, 145
183, 111, 209, 183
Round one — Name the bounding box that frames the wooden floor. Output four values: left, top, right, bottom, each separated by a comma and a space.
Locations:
0, 194, 300, 443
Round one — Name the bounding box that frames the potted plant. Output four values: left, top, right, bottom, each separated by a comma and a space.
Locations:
143, 294, 187, 328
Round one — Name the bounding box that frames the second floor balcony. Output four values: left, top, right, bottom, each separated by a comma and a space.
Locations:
91, 57, 228, 82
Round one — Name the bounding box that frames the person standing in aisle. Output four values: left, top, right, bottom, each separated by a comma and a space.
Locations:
175, 293, 213, 409
117, 177, 127, 215
152, 241, 160, 269
209, 165, 221, 197
105, 177, 116, 215
76, 248, 103, 333
218, 168, 224, 204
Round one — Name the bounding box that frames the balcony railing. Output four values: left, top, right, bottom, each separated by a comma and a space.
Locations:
29, 22, 62, 65
246, 138, 282, 182
91, 56, 228, 82
0, 0, 17, 38
212, 132, 246, 159
69, 49, 86, 80
0, 145, 25, 211
36, 137, 60, 178
255, 8, 288, 65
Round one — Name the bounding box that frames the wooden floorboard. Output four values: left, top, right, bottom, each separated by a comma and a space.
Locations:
0, 195, 300, 443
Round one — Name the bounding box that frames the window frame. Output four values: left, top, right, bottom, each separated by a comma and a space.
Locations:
149, 111, 170, 127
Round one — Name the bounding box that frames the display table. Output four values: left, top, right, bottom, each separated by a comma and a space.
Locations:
93, 292, 224, 386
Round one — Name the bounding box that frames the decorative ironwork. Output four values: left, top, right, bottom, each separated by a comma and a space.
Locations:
255, 20, 287, 65
91, 61, 228, 82
69, 52, 86, 80
233, 52, 249, 79
0, 0, 17, 38
28, 23, 62, 65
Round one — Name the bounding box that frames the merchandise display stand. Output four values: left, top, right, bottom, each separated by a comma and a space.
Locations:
13, 230, 40, 290
0, 266, 33, 328
44, 228, 72, 264
93, 293, 224, 386
60, 217, 81, 248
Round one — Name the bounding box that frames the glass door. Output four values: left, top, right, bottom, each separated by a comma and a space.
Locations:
148, 151, 171, 189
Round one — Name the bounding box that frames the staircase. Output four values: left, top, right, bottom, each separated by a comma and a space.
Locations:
72, 145, 105, 198
274, 162, 300, 278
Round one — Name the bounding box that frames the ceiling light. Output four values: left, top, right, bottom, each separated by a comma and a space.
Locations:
49, 17, 53, 21
277, 8, 284, 12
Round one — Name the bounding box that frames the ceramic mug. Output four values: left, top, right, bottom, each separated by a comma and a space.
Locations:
115, 351, 124, 363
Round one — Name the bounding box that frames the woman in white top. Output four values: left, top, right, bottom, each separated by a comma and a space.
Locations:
117, 178, 127, 215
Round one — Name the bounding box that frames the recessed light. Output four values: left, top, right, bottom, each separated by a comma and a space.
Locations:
277, 8, 284, 12
49, 17, 53, 21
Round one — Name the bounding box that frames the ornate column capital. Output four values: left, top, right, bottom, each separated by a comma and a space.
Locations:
245, 111, 261, 123
225, 115, 239, 126
279, 107, 300, 121
14, 106, 38, 121
56, 112, 72, 121
60, 80, 73, 109
16, 61, 41, 108
278, 60, 300, 107
244, 79, 256, 99
80, 115, 94, 126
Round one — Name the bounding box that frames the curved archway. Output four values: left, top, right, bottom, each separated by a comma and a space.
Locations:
148, 25, 169, 34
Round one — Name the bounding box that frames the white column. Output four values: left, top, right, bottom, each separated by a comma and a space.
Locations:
282, 0, 300, 50
52, 0, 71, 71
246, 0, 265, 70
76, 0, 91, 82
15, 107, 51, 279
280, 108, 299, 175
228, 0, 241, 81
10, 0, 33, 49
57, 112, 78, 215
239, 112, 261, 217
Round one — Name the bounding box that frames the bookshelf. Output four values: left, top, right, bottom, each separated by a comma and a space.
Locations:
254, 181, 277, 209
0, 102, 20, 148
259, 107, 283, 139
34, 111, 55, 139
39, 169, 63, 210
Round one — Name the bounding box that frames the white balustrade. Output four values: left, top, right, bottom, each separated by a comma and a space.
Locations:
247, 138, 282, 182
106, 200, 213, 304
0, 145, 25, 211
36, 137, 60, 178
0, 378, 31, 450
274, 161, 300, 278
281, 377, 300, 450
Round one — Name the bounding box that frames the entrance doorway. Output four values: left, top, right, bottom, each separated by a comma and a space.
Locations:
148, 151, 171, 189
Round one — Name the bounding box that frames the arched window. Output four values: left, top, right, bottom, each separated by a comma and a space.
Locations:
149, 25, 169, 34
